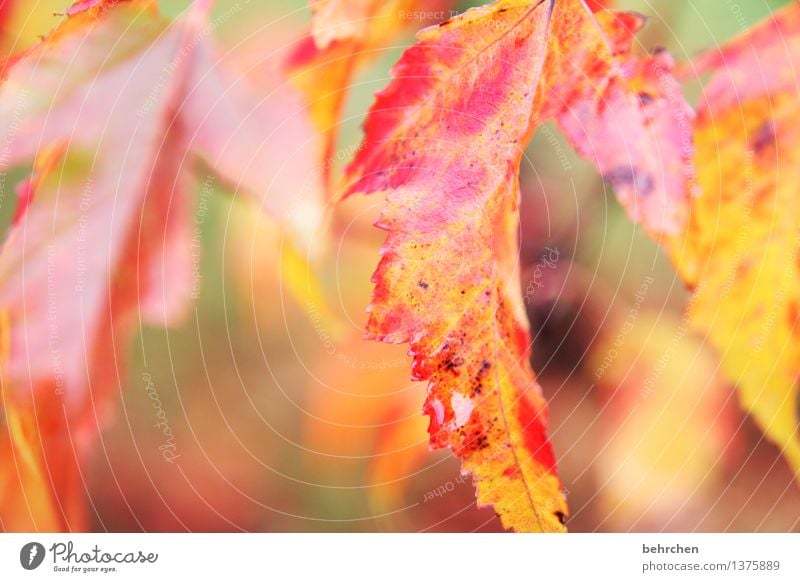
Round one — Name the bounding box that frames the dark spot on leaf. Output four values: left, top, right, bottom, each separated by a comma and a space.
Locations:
555, 511, 567, 525
418, 280, 429, 289
637, 92, 654, 106
603, 166, 654, 197
443, 356, 465, 371
438, 18, 452, 27
752, 120, 775, 153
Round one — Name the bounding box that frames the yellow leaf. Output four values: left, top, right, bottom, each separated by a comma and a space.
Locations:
667, 3, 800, 481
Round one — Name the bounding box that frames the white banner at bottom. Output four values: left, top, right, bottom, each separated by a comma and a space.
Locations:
0, 533, 797, 581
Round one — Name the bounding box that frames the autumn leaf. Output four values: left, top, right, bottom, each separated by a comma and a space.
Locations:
667, 3, 800, 481
0, 0, 323, 530
343, 0, 692, 532
345, 0, 564, 533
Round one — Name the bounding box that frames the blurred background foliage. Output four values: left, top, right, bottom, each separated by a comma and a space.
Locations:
1, 0, 798, 531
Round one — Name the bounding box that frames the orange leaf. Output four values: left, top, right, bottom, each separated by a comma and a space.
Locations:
344, 0, 692, 531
